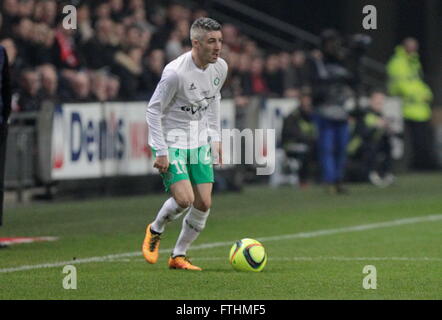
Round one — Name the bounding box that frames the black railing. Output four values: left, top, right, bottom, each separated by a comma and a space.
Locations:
206, 0, 386, 87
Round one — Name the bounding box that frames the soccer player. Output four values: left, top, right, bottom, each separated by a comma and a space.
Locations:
142, 18, 227, 271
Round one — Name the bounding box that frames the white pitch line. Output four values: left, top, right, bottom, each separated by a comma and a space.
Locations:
190, 256, 442, 262
93, 256, 442, 263
1, 214, 441, 274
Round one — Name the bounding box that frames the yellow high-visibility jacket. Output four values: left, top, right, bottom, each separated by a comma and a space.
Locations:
386, 46, 433, 122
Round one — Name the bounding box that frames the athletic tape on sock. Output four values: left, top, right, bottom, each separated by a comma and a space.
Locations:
184, 207, 210, 233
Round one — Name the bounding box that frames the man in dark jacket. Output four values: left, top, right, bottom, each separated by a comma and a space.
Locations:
281, 89, 317, 186
0, 44, 12, 227
347, 90, 394, 187
311, 30, 356, 194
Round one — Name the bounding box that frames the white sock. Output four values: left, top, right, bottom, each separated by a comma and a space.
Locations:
151, 197, 189, 234
172, 206, 210, 257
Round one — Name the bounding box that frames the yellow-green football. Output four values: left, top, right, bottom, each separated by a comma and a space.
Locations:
229, 238, 267, 272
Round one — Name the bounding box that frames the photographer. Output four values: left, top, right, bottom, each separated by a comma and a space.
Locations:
310, 29, 368, 194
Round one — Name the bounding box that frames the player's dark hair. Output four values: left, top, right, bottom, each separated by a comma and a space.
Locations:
190, 17, 221, 41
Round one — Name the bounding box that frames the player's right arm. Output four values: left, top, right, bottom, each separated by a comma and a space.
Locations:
146, 68, 179, 173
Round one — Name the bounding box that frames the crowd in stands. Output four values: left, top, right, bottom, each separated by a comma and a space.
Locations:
0, 0, 315, 113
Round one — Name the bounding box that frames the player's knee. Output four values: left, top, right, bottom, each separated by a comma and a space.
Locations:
194, 199, 211, 212
175, 196, 194, 209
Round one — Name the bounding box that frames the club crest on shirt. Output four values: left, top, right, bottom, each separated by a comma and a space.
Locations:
189, 83, 197, 90
214, 77, 220, 86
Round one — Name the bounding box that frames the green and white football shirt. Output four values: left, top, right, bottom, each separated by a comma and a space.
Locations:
146, 51, 228, 157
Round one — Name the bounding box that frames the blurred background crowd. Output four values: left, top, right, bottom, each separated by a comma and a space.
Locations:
0, 0, 318, 111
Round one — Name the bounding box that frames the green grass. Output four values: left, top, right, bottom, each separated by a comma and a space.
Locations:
0, 173, 441, 299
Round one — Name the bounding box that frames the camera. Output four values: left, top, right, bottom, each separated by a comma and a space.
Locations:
346, 34, 372, 56
320, 29, 372, 60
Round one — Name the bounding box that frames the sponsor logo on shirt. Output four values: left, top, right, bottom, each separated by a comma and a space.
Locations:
180, 104, 209, 115
180, 96, 215, 115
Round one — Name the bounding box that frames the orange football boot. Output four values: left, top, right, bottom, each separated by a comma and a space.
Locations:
142, 224, 161, 264
168, 255, 202, 271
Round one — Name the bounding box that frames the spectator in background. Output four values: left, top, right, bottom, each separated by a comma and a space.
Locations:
192, 8, 208, 21
52, 20, 82, 71
33, 0, 57, 27
363, 90, 395, 186
148, 5, 166, 29
282, 50, 311, 98
281, 88, 317, 186
0, 43, 12, 228
72, 72, 93, 102
280, 51, 297, 98
222, 23, 241, 53
112, 46, 143, 100
130, 8, 156, 34
387, 37, 436, 170
128, 0, 146, 13
83, 18, 118, 70
0, 14, 4, 43
75, 2, 94, 45
1, 0, 19, 38
38, 63, 58, 102
123, 23, 151, 51
264, 53, 283, 97
234, 53, 253, 97
29, 23, 55, 66
11, 17, 34, 67
347, 89, 395, 187
109, 0, 125, 22
243, 39, 260, 57
90, 71, 109, 102
17, 0, 35, 19
93, 1, 112, 21
250, 56, 268, 96
164, 19, 189, 61
149, 2, 185, 50
112, 21, 125, 46
219, 47, 236, 99
106, 74, 120, 101
0, 38, 20, 92
16, 68, 41, 112
140, 49, 165, 99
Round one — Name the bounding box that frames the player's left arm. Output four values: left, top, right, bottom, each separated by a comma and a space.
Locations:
208, 60, 228, 165
208, 95, 222, 165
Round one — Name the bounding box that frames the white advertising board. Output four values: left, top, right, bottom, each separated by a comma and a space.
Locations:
51, 100, 236, 180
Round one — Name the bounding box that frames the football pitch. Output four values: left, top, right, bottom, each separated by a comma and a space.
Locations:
0, 173, 441, 300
